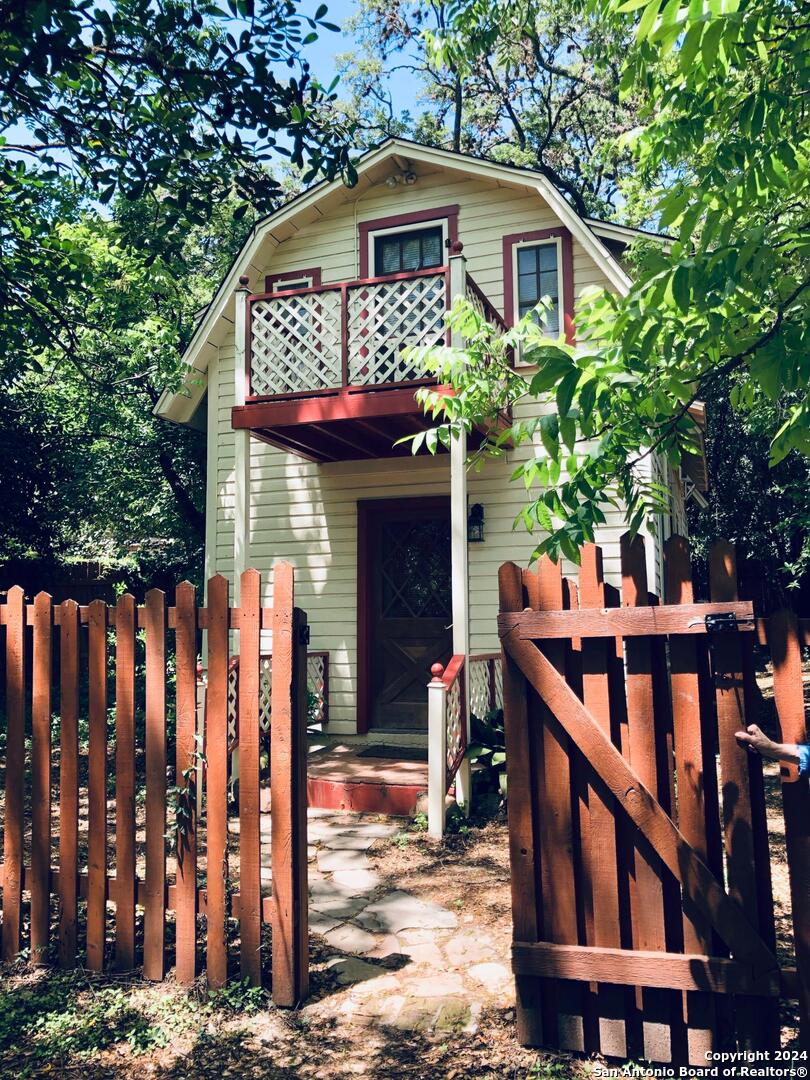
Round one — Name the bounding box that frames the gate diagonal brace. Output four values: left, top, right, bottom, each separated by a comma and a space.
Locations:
498, 625, 781, 984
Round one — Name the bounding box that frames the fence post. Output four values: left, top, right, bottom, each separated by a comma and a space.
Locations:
271, 562, 309, 1006
428, 664, 448, 839
768, 609, 810, 1041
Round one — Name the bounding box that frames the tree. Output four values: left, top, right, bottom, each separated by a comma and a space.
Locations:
411, 0, 810, 566
0, 0, 353, 579
687, 378, 810, 608
0, 192, 254, 578
338, 0, 640, 215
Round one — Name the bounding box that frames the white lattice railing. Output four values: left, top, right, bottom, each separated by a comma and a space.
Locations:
346, 271, 447, 386
250, 288, 343, 395
215, 651, 329, 752
248, 268, 450, 398
468, 653, 503, 718
465, 277, 509, 332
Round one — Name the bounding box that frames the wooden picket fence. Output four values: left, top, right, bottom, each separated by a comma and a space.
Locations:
499, 534, 809, 1061
0, 564, 308, 1005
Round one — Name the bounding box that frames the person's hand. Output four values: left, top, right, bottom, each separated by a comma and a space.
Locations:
735, 723, 779, 761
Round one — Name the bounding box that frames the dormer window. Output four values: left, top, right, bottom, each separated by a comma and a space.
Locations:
372, 224, 444, 276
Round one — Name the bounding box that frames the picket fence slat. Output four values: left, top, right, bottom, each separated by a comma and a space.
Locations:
87, 599, 108, 971
174, 581, 198, 985
206, 574, 230, 989
578, 546, 629, 1059
270, 564, 310, 1006
664, 536, 718, 1061
58, 600, 80, 968
2, 586, 25, 962
115, 593, 137, 971
533, 559, 587, 1051
31, 593, 53, 965
499, 561, 546, 1047
239, 569, 262, 986
144, 589, 167, 981
620, 534, 676, 1062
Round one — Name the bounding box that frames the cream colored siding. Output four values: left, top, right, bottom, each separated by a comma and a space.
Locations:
257, 170, 612, 318
208, 163, 642, 734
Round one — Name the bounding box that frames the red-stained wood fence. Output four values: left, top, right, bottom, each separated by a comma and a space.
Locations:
0, 564, 309, 1005
499, 534, 809, 1062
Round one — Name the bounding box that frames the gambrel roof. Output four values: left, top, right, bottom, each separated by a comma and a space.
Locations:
155, 137, 638, 425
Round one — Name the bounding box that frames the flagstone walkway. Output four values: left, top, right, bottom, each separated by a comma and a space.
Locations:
294, 809, 514, 1034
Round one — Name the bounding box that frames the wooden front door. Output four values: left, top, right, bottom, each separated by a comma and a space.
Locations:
361, 499, 452, 732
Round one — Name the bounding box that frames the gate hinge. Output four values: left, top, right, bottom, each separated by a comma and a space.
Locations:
299, 624, 311, 646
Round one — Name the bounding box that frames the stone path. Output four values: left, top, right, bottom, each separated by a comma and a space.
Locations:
293, 809, 514, 1034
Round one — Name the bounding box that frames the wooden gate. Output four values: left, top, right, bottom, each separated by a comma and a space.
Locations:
499, 534, 809, 1061
0, 564, 308, 1004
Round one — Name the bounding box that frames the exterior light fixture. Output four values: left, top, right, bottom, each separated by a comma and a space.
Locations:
467, 503, 485, 543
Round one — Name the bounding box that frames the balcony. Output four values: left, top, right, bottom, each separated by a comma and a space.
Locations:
231, 262, 508, 462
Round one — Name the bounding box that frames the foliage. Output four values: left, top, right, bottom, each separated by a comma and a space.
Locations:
411, 0, 809, 564
338, 0, 640, 214
0, 0, 354, 580
0, 192, 238, 578
206, 977, 267, 1014
467, 707, 507, 812
0, 967, 269, 1076
687, 377, 810, 607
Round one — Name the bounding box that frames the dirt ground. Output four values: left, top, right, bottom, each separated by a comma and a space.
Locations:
0, 821, 589, 1080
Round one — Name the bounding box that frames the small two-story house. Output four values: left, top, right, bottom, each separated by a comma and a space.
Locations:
156, 138, 705, 819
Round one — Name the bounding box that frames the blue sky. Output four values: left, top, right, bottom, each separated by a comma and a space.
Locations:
300, 0, 420, 122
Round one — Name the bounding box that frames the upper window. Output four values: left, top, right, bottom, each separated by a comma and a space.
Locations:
271, 278, 311, 292
374, 226, 444, 276
516, 242, 560, 334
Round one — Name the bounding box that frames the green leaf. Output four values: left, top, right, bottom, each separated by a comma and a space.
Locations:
556, 369, 580, 418
636, 0, 661, 40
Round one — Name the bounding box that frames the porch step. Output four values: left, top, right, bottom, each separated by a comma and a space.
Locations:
306, 743, 428, 816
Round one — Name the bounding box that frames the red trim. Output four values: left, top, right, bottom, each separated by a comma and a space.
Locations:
233, 383, 452, 430
359, 205, 460, 277
307, 776, 425, 815
356, 495, 451, 736
264, 267, 321, 293
440, 653, 465, 692
502, 227, 575, 345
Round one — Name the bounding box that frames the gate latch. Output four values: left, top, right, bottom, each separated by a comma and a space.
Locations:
705, 612, 740, 633
299, 624, 311, 646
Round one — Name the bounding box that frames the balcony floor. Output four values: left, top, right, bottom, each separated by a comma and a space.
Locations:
233, 384, 509, 463
233, 384, 445, 463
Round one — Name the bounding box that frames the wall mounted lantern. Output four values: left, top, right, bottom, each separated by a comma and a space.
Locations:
467, 503, 485, 543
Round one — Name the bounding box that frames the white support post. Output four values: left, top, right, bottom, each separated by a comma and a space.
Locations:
233, 276, 251, 601
427, 665, 448, 839
448, 252, 472, 813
